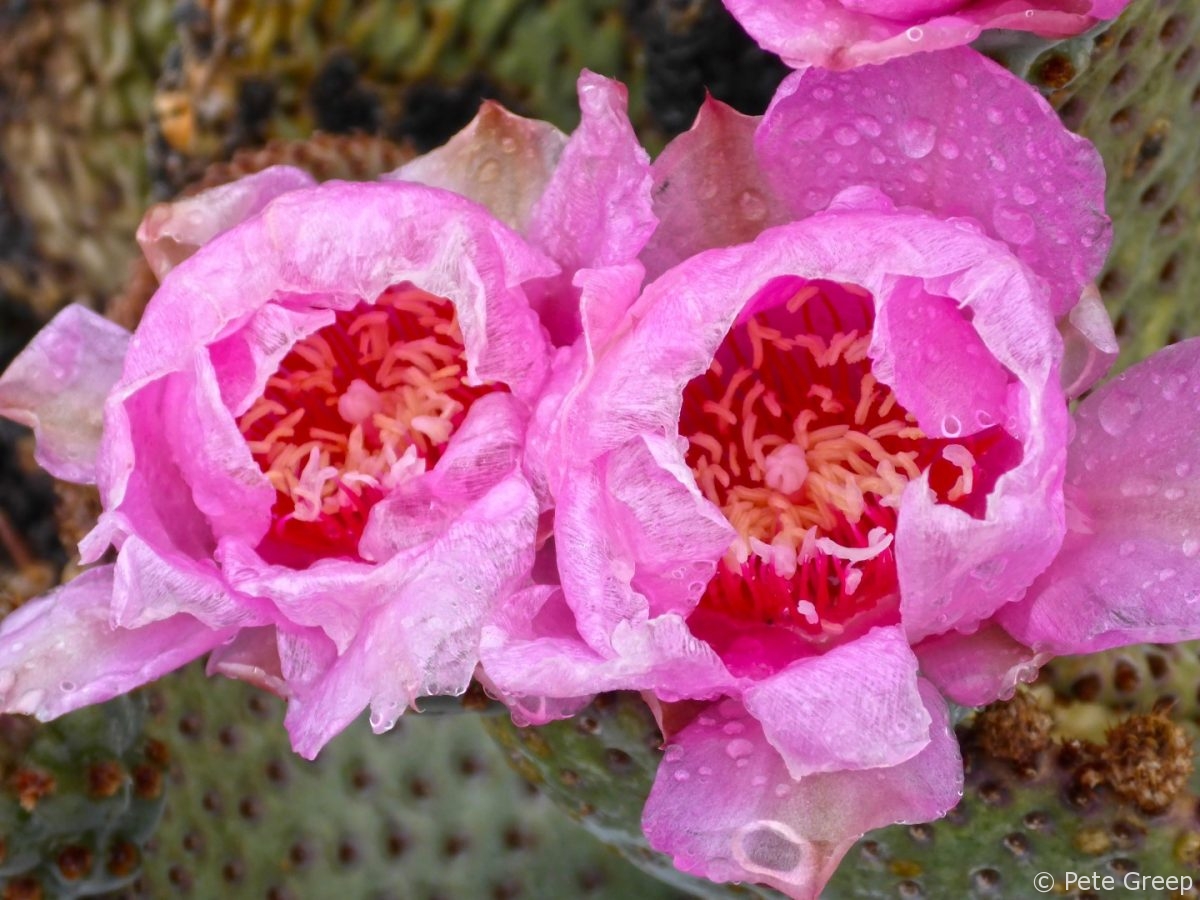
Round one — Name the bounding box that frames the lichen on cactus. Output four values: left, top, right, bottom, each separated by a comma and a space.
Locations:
0, 695, 167, 899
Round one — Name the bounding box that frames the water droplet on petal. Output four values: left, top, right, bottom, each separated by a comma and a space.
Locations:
993, 202, 1037, 245
1012, 184, 1038, 206
726, 738, 755, 759
1164, 487, 1185, 500
739, 189, 767, 222
898, 118, 936, 159
674, 769, 691, 782
937, 138, 960, 160
942, 414, 962, 437
723, 721, 745, 736
906, 26, 924, 41
1176, 461, 1191, 477
475, 158, 501, 183
833, 125, 860, 146
1182, 538, 1200, 558
1097, 389, 1141, 437
855, 115, 882, 137
59, 680, 76, 693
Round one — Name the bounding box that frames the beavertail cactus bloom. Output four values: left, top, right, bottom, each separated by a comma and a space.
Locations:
480, 49, 1199, 898
723, 0, 1131, 69
0, 74, 654, 759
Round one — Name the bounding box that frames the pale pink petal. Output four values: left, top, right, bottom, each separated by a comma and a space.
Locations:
112, 535, 268, 630
555, 437, 733, 652
1000, 338, 1200, 654
389, 102, 567, 233
528, 71, 656, 274
755, 49, 1109, 313
642, 97, 787, 280
480, 585, 731, 725
643, 681, 961, 900
0, 305, 129, 483
284, 474, 538, 757
137, 166, 316, 280
914, 622, 1049, 706
206, 626, 287, 696
1059, 283, 1118, 400
360, 393, 528, 562
743, 626, 929, 777
723, 0, 1119, 69
0, 566, 233, 720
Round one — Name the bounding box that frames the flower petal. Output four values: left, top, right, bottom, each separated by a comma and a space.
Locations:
755, 48, 1110, 313
206, 626, 287, 696
0, 566, 232, 720
137, 166, 316, 280
0, 305, 129, 483
1000, 338, 1200, 654
388, 102, 567, 233
1059, 283, 1118, 400
743, 626, 930, 777
480, 585, 731, 725
914, 621, 1049, 706
643, 97, 787, 280
283, 474, 538, 757
643, 681, 961, 900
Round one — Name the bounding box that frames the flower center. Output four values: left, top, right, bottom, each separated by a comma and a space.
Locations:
680, 280, 1010, 645
238, 285, 497, 562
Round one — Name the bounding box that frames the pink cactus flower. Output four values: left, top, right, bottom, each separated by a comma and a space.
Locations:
481, 49, 1200, 898
722, 0, 1131, 69
0, 73, 655, 759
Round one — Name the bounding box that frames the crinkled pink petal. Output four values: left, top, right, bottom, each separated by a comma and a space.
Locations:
1059, 283, 1118, 399
914, 621, 1049, 706
0, 304, 129, 483
643, 97, 788, 280
643, 681, 961, 900
870, 275, 1010, 439
360, 393, 528, 561
1000, 338, 1200, 654
389, 102, 567, 233
755, 49, 1110, 313
112, 535, 268, 630
284, 474, 538, 757
743, 626, 930, 778
206, 626, 287, 696
160, 353, 274, 547
528, 71, 656, 274
137, 165, 316, 280
480, 585, 731, 725
723, 0, 1119, 70
0, 566, 233, 720
555, 436, 733, 652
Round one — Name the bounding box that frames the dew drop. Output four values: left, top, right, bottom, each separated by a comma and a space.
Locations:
773, 784, 792, 798
986, 107, 1004, 125
499, 136, 518, 154
833, 125, 860, 146
1012, 184, 1038, 206
723, 721, 745, 735
1097, 389, 1141, 437
475, 158, 501, 184
942, 414, 962, 437
739, 189, 767, 222
992, 202, 1037, 245
751, 775, 768, 787
726, 739, 755, 759
1164, 487, 1186, 501
1176, 461, 1192, 477
674, 769, 691, 782
59, 680, 77, 693
812, 86, 834, 102
665, 745, 685, 763
698, 178, 719, 201
699, 766, 713, 777
898, 117, 937, 159
854, 115, 882, 137
937, 138, 960, 160
1182, 538, 1200, 558
906, 26, 924, 41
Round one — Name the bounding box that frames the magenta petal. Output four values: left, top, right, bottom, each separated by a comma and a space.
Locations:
480, 585, 731, 725
528, 72, 656, 273
643, 682, 962, 899
743, 626, 929, 777
0, 566, 232, 720
283, 474, 538, 757
755, 49, 1110, 313
643, 97, 787, 280
206, 626, 287, 696
0, 305, 129, 483
1059, 284, 1118, 399
112, 536, 266, 630
389, 102, 567, 233
914, 622, 1049, 706
1000, 338, 1200, 654
137, 166, 316, 279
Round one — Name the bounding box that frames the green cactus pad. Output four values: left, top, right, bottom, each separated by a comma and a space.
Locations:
0, 695, 167, 898
101, 664, 688, 900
